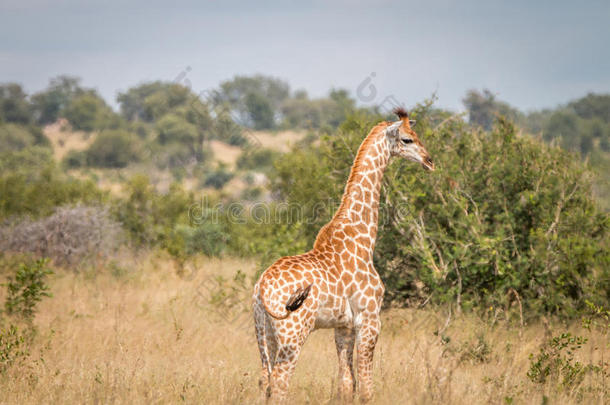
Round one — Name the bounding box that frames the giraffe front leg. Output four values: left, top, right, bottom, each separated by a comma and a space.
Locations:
334, 327, 355, 402
356, 315, 380, 403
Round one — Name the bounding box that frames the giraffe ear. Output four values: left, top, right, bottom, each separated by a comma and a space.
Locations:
409, 119, 416, 127
386, 121, 402, 137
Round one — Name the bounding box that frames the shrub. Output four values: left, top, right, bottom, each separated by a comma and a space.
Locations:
62, 150, 87, 169
203, 167, 234, 189
0, 123, 50, 152
527, 333, 601, 388
0, 206, 122, 267
269, 109, 609, 317
3, 259, 53, 322
212, 113, 248, 146
236, 148, 279, 171
114, 176, 193, 246
0, 148, 104, 220
86, 130, 141, 168
0, 325, 29, 374
176, 223, 229, 257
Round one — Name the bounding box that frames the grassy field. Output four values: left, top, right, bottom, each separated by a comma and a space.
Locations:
0, 253, 607, 404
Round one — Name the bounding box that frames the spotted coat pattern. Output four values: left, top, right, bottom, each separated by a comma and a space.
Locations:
252, 110, 434, 403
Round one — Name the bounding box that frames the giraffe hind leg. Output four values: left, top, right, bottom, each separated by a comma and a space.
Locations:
254, 301, 274, 400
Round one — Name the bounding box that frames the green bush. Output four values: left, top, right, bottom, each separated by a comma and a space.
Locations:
0, 147, 104, 220
0, 124, 42, 152
212, 113, 248, 146
177, 222, 229, 257
269, 109, 609, 317
203, 167, 234, 189
527, 332, 606, 391
86, 130, 141, 168
0, 324, 29, 374
114, 176, 193, 246
3, 259, 53, 322
236, 148, 279, 171
156, 113, 198, 146
62, 150, 87, 169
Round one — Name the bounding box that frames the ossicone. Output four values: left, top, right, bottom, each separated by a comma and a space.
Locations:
392, 107, 408, 119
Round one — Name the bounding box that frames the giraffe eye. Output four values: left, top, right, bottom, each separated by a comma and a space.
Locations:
401, 138, 413, 145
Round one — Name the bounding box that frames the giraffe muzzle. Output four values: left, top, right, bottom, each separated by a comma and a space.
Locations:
422, 156, 435, 171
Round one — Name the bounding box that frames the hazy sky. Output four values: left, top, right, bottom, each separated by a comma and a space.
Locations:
1, 0, 609, 112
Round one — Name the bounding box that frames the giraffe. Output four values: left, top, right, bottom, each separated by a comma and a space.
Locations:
252, 107, 435, 403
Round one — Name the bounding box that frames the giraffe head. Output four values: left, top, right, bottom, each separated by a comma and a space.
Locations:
386, 107, 435, 171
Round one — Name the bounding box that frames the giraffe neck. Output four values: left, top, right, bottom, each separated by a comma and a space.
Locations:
314, 123, 391, 254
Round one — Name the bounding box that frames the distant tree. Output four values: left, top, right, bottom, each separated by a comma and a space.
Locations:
156, 113, 198, 149
0, 124, 37, 151
544, 110, 580, 151
281, 97, 323, 128
30, 76, 83, 124
212, 113, 247, 146
245, 91, 275, 130
214, 75, 290, 128
0, 83, 32, 124
567, 93, 610, 122
463, 89, 521, 130
62, 91, 117, 132
280, 88, 358, 129
117, 81, 191, 122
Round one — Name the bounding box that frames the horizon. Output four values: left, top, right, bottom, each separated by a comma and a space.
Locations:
1, 0, 609, 113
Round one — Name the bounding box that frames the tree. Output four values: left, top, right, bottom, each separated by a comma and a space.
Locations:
86, 130, 141, 168
280, 89, 359, 130
62, 91, 117, 131
0, 83, 32, 125
30, 76, 83, 124
0, 123, 48, 151
213, 75, 290, 128
463, 89, 521, 130
245, 91, 275, 130
156, 114, 198, 148
568, 93, 610, 122
117, 81, 191, 122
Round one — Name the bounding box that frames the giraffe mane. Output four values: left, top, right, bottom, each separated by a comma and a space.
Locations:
392, 107, 408, 119
313, 121, 390, 249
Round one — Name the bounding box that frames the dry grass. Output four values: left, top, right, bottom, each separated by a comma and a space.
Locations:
0, 254, 607, 404
209, 140, 243, 169
252, 130, 306, 153
44, 120, 94, 161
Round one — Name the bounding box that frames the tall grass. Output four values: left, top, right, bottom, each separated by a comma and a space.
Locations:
0, 253, 607, 404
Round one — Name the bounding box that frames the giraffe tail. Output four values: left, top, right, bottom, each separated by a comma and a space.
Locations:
260, 283, 313, 320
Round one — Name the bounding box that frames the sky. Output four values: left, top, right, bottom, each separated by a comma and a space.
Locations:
1, 0, 609, 112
